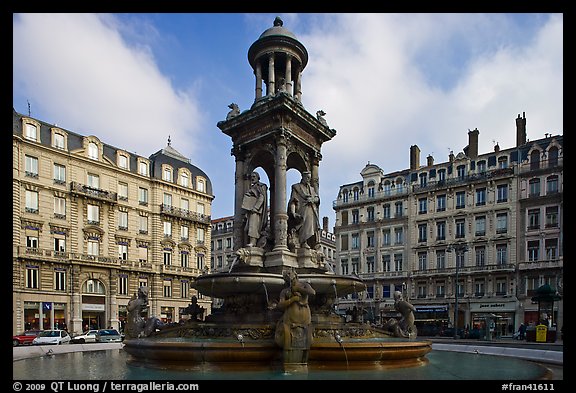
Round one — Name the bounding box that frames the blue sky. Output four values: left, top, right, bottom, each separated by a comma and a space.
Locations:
12, 13, 563, 225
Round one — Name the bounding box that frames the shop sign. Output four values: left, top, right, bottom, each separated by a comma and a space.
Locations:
470, 301, 516, 312
82, 303, 105, 311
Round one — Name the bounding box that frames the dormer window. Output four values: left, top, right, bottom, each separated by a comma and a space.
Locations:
118, 154, 128, 169
25, 123, 38, 141
180, 171, 189, 187
163, 167, 173, 182
138, 160, 148, 176
88, 142, 99, 160
53, 133, 65, 150
197, 178, 205, 192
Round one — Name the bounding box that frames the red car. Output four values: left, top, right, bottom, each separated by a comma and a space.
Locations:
13, 330, 43, 346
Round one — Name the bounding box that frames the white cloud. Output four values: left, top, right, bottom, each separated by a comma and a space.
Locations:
13, 13, 204, 158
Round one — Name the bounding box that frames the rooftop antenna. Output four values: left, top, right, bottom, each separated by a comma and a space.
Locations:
27, 100, 31, 116
168, 135, 171, 146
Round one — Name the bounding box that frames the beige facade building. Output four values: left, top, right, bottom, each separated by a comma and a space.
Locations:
333, 113, 563, 338
13, 109, 214, 336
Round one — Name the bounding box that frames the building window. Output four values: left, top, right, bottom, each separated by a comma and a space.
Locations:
181, 280, 189, 299
545, 239, 558, 260
163, 167, 173, 182
163, 221, 172, 237
54, 269, 66, 291
163, 193, 172, 207
496, 184, 508, 203
351, 233, 359, 249
139, 161, 148, 176
418, 197, 427, 214
394, 253, 403, 271
474, 280, 485, 297
181, 251, 189, 268
367, 207, 375, 222
351, 258, 359, 274
138, 187, 148, 205
118, 211, 128, 230
382, 204, 390, 219
87, 173, 99, 189
436, 251, 446, 270
418, 252, 427, 270
353, 189, 359, 201
118, 244, 128, 260
118, 275, 128, 295
394, 228, 403, 245
366, 231, 375, 248
545, 206, 559, 228
197, 203, 205, 215
197, 179, 205, 193
118, 155, 128, 169
341, 259, 349, 275
436, 194, 446, 212
197, 228, 205, 243
475, 246, 486, 267
139, 215, 148, 234
546, 175, 558, 194
382, 255, 391, 272
496, 212, 508, 234
163, 249, 172, 266
367, 183, 375, 198
436, 282, 445, 298
383, 182, 391, 195
54, 196, 66, 219
477, 160, 486, 173
496, 244, 508, 265
496, 279, 507, 295
25, 190, 39, 213
25, 155, 38, 177
54, 237, 66, 253
419, 173, 427, 187
87, 204, 99, 224
527, 240, 540, 262
53, 163, 66, 184
26, 235, 38, 248
475, 188, 486, 206
417, 284, 426, 299
455, 219, 465, 238
340, 234, 349, 250
342, 191, 349, 203
528, 209, 540, 230
163, 280, 172, 297
529, 178, 540, 197
498, 157, 508, 168
530, 150, 541, 170
455, 191, 466, 209
395, 202, 403, 217
352, 210, 359, 224
475, 216, 486, 236
197, 253, 205, 270
457, 165, 466, 179
180, 172, 189, 187
438, 169, 446, 183
52, 133, 65, 150
138, 246, 148, 263
181, 225, 189, 241
25, 123, 38, 141
87, 239, 99, 256
26, 266, 39, 289
181, 198, 189, 212
418, 223, 427, 243
118, 182, 128, 201
88, 142, 99, 160
366, 256, 375, 273
436, 221, 446, 241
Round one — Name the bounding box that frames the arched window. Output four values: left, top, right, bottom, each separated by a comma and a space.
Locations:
82, 279, 105, 294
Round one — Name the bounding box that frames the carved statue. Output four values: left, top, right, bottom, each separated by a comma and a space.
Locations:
183, 295, 205, 321
125, 286, 165, 338
275, 269, 316, 359
384, 291, 417, 338
226, 103, 240, 120
316, 110, 328, 126
242, 171, 268, 247
287, 171, 320, 250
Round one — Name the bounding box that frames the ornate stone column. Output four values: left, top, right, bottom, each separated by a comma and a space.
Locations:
273, 133, 288, 251
285, 54, 293, 96
295, 67, 302, 102
255, 62, 262, 100
233, 148, 246, 251
268, 53, 275, 96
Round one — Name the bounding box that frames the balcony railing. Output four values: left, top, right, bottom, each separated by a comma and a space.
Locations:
70, 181, 117, 203
160, 204, 211, 225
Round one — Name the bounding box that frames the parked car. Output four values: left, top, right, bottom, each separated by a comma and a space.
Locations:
70, 329, 99, 344
13, 330, 43, 346
32, 329, 71, 345
96, 329, 122, 343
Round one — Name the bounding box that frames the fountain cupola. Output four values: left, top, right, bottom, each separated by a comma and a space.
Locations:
248, 16, 308, 103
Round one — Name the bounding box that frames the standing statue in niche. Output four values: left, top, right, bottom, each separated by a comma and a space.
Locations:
288, 171, 320, 250
242, 171, 268, 247
275, 269, 316, 362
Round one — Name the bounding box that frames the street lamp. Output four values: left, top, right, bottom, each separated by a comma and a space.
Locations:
447, 243, 468, 339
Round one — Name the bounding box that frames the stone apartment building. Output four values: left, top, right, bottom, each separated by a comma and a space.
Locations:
12, 109, 214, 335
333, 113, 563, 338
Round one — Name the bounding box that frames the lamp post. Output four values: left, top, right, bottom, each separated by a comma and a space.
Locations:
448, 243, 468, 339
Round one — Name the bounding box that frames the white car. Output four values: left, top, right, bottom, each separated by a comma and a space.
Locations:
70, 329, 99, 344
32, 329, 71, 345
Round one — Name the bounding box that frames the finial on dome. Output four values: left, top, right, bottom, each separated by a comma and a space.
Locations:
273, 16, 283, 27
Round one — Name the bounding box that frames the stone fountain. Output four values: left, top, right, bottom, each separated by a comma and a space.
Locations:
123, 17, 432, 373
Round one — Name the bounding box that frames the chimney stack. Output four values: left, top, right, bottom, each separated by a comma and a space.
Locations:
410, 145, 420, 170
323, 216, 329, 232
516, 112, 527, 146
467, 128, 479, 159
427, 154, 434, 167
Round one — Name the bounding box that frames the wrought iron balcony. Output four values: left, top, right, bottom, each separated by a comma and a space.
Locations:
70, 181, 117, 204
160, 204, 211, 225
